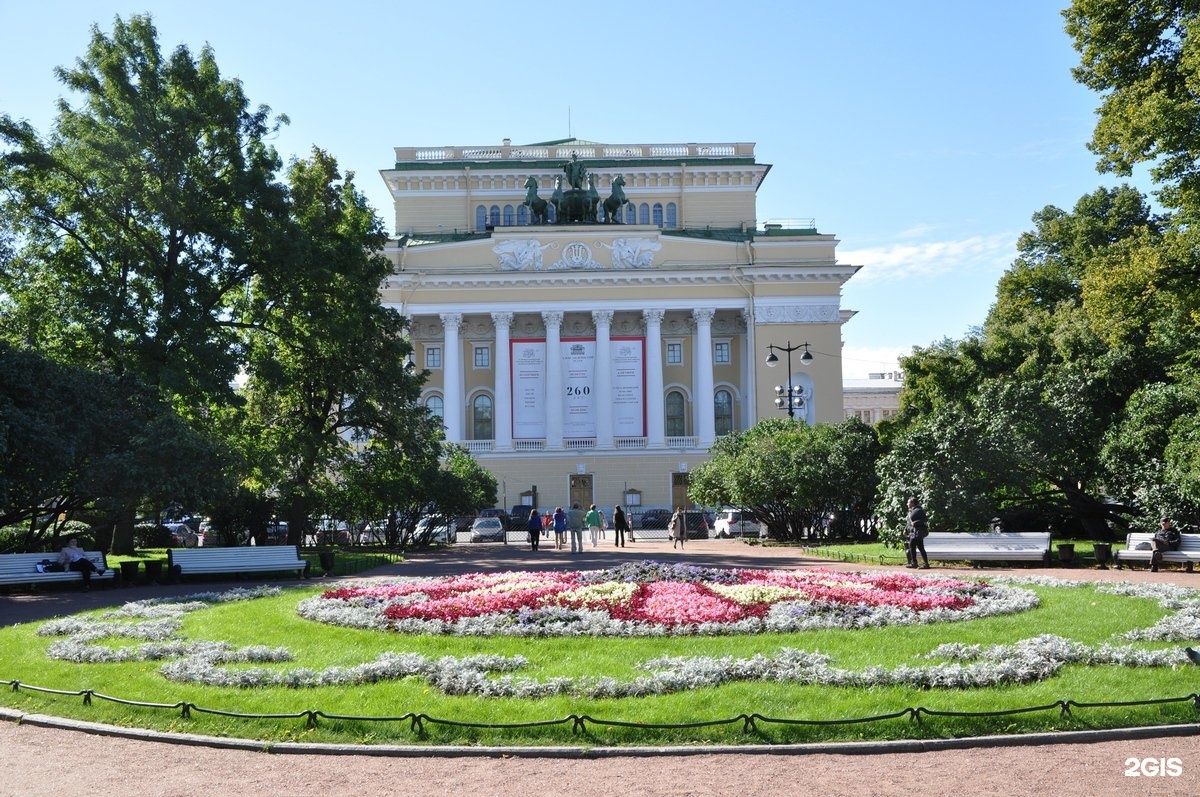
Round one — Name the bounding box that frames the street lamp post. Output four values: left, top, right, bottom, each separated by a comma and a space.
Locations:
764, 341, 812, 419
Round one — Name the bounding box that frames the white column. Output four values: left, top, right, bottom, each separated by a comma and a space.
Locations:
741, 308, 756, 430
542, 311, 564, 449
644, 308, 666, 448
492, 311, 513, 451
592, 310, 614, 449
693, 308, 716, 447
440, 312, 463, 443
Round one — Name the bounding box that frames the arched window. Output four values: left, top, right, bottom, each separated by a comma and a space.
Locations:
472, 394, 493, 440
665, 202, 678, 229
652, 203, 664, 228
714, 389, 734, 436
489, 206, 501, 227
625, 203, 637, 224
665, 390, 686, 437
425, 395, 444, 421
503, 204, 515, 226
639, 203, 650, 225
517, 204, 529, 225
475, 205, 487, 231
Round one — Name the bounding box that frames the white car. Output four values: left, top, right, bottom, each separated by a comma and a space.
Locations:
713, 510, 764, 538
415, 516, 452, 543
469, 516, 506, 542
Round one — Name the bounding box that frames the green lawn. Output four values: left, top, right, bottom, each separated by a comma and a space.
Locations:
2, 571, 1196, 747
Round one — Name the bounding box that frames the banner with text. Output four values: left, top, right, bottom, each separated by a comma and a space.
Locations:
511, 337, 645, 439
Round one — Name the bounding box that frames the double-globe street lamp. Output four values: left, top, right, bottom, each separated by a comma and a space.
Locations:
764, 341, 812, 419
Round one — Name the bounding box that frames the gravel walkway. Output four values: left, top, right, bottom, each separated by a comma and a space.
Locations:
3, 539, 1200, 796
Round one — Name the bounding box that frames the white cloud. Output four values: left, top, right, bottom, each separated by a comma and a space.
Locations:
839, 345, 908, 381
839, 233, 1015, 284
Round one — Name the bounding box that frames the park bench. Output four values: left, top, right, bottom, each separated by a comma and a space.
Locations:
167, 545, 310, 581
922, 531, 1052, 566
1114, 532, 1200, 572
0, 551, 118, 589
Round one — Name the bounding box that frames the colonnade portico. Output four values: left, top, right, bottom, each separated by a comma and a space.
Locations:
425, 306, 747, 452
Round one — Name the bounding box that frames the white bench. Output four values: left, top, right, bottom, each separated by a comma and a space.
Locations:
1114, 532, 1200, 572
167, 545, 310, 581
922, 532, 1052, 566
0, 551, 118, 588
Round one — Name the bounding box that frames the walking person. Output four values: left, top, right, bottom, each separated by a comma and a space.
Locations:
553, 506, 568, 551
585, 504, 603, 548
568, 503, 585, 553
905, 497, 930, 569
541, 510, 553, 539
612, 505, 629, 548
669, 507, 688, 550
526, 508, 542, 551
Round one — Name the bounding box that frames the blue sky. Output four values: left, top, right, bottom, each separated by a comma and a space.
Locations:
1, 1, 1134, 378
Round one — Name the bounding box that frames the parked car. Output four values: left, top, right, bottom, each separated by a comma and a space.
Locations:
469, 516, 506, 542
636, 509, 674, 530
508, 505, 535, 530
714, 509, 764, 538
164, 522, 199, 547
414, 516, 452, 544
479, 507, 513, 530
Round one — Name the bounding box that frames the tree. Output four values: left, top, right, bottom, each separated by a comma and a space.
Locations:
0, 343, 227, 552
239, 148, 424, 543
1064, 0, 1200, 215
0, 14, 290, 407
689, 418, 881, 542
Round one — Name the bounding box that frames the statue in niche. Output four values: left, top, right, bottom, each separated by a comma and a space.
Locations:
522, 176, 550, 224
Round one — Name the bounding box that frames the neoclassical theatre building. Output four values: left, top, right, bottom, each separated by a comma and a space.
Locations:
378, 138, 860, 515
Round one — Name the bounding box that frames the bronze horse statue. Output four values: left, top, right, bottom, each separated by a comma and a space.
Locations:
603, 175, 629, 223
523, 176, 550, 224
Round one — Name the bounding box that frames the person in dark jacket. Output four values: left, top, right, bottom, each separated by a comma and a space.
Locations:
905, 498, 929, 569
1151, 517, 1181, 572
612, 505, 630, 547
526, 509, 542, 551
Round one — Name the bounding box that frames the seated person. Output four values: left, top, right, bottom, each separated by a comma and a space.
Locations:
57, 537, 104, 589
1151, 517, 1181, 572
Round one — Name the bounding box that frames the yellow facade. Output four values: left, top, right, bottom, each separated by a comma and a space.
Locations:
378, 138, 859, 515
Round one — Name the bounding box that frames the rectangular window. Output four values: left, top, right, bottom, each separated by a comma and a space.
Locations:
425, 346, 442, 369
666, 342, 682, 365
473, 345, 490, 368
714, 341, 730, 364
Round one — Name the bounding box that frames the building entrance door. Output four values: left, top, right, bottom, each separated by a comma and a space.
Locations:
671, 472, 690, 509
570, 474, 593, 510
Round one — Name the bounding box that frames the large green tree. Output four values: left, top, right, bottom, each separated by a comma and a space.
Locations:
0, 14, 290, 406
238, 148, 424, 543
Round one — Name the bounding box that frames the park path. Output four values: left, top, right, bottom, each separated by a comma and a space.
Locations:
3, 538, 1200, 797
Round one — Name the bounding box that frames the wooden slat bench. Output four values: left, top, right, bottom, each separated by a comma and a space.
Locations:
1114, 532, 1200, 572
167, 545, 310, 581
922, 532, 1052, 566
0, 551, 118, 589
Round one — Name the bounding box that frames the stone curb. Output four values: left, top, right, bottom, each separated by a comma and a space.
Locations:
4, 706, 1200, 758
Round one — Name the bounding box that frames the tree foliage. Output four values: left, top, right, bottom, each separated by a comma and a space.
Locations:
689, 418, 881, 541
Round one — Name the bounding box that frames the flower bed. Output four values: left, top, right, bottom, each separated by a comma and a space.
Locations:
297, 562, 1036, 636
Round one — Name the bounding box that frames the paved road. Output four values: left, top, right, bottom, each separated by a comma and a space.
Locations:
3, 539, 1200, 797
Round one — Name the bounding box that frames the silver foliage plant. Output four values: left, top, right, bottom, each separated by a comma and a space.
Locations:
33, 578, 1200, 697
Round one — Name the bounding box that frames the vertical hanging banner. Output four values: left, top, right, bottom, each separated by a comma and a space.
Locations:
512, 341, 547, 439
562, 339, 596, 438
510, 337, 645, 439
610, 337, 645, 437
